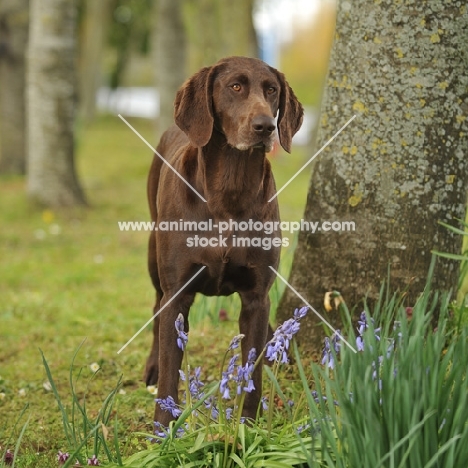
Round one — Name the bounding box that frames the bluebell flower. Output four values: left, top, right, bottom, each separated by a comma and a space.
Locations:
57, 451, 70, 465
331, 329, 341, 353
228, 334, 245, 351
153, 421, 168, 439
294, 306, 309, 320
356, 311, 380, 352
239, 348, 256, 393
265, 307, 308, 364
321, 337, 335, 369
175, 313, 188, 351
227, 354, 239, 372
87, 455, 100, 466
296, 423, 311, 434
220, 354, 239, 399
204, 396, 219, 420
220, 378, 231, 399
189, 366, 204, 397
155, 395, 182, 418
356, 335, 365, 352
261, 396, 268, 411
180, 366, 205, 406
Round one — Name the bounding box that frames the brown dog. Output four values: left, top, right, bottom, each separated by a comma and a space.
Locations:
145, 56, 303, 426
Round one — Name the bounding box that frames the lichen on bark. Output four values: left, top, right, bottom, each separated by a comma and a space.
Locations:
277, 0, 468, 357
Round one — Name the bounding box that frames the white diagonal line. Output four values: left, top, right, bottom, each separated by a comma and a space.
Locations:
117, 266, 206, 354
269, 266, 357, 353
118, 114, 207, 203
269, 114, 357, 203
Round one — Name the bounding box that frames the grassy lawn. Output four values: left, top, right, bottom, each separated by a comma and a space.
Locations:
0, 115, 310, 466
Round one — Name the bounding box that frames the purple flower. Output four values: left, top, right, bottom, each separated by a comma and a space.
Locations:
241, 348, 256, 393
189, 367, 204, 398
3, 450, 13, 465
296, 423, 311, 434
228, 334, 245, 351
294, 306, 309, 320
181, 367, 204, 401
219, 354, 240, 399
321, 330, 343, 369
155, 395, 182, 418
87, 455, 100, 466
321, 337, 335, 369
235, 348, 256, 395
57, 451, 70, 465
332, 330, 341, 353
204, 396, 219, 420
356, 336, 365, 352
175, 314, 188, 351
356, 311, 380, 352
153, 420, 186, 440
220, 348, 257, 398
265, 307, 308, 364
153, 421, 168, 439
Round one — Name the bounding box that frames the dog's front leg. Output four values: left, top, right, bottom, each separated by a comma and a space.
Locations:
153, 292, 194, 427
238, 292, 270, 421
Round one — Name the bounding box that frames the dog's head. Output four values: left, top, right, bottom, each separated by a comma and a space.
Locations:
174, 56, 304, 153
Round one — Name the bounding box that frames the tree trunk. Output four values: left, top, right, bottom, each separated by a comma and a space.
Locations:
78, 0, 110, 123
27, 0, 86, 207
185, 0, 258, 72
218, 0, 257, 58
0, 0, 29, 175
154, 0, 187, 134
277, 1, 468, 357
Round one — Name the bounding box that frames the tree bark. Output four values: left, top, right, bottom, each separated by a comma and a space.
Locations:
218, 0, 257, 58
154, 0, 187, 134
0, 0, 29, 175
186, 0, 258, 72
27, 0, 86, 207
277, 1, 468, 357
78, 0, 110, 123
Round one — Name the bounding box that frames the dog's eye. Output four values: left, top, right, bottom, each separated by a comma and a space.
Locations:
267, 86, 277, 95
231, 84, 242, 92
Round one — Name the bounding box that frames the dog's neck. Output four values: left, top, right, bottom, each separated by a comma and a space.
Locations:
197, 130, 270, 218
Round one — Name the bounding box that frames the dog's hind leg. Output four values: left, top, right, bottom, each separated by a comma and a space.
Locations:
145, 230, 162, 385
153, 291, 195, 427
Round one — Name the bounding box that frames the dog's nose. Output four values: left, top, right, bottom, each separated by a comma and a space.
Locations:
252, 115, 276, 136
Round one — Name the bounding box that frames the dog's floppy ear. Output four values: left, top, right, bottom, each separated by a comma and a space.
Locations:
273, 69, 304, 153
174, 66, 216, 147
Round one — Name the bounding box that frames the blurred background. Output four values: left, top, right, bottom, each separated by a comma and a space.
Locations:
0, 1, 338, 457
0, 0, 336, 435
0, 0, 336, 186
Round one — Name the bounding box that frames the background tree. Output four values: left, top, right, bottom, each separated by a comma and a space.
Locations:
0, 0, 29, 175
154, 0, 257, 131
185, 0, 257, 72
78, 0, 111, 123
278, 1, 468, 357
106, 0, 153, 89
154, 0, 187, 133
28, 0, 86, 207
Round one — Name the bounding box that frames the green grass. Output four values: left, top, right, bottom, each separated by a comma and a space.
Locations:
1, 114, 467, 466
0, 115, 310, 466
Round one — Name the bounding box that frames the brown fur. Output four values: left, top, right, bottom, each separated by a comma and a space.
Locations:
145, 56, 303, 426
